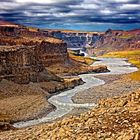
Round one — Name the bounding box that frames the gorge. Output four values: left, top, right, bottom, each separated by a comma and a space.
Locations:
13, 57, 138, 128
46, 29, 140, 56
0, 22, 109, 130
0, 21, 140, 140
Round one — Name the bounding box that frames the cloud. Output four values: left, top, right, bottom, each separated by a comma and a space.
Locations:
15, 0, 73, 4
0, 0, 140, 31
120, 4, 140, 10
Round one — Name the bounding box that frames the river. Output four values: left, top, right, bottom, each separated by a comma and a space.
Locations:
13, 58, 138, 128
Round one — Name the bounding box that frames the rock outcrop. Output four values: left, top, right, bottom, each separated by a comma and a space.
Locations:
0, 88, 140, 139
93, 29, 140, 55
0, 25, 44, 37
0, 22, 110, 84
0, 25, 68, 84
45, 30, 102, 53
0, 45, 63, 84
0, 25, 69, 66
45, 29, 140, 56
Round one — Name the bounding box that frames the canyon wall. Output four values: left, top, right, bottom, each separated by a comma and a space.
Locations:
0, 45, 44, 84
0, 25, 46, 38
93, 29, 140, 55
0, 26, 68, 83
0, 26, 69, 67
46, 29, 140, 55
45, 30, 102, 49
36, 39, 69, 67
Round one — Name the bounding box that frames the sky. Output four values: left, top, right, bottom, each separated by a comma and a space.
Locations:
0, 0, 140, 31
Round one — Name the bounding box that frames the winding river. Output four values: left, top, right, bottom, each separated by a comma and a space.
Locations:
13, 58, 138, 128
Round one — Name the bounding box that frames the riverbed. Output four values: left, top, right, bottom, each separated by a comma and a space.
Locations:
13, 58, 138, 128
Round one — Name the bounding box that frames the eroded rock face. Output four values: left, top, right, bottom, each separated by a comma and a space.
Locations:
94, 29, 140, 55
0, 25, 109, 84
37, 40, 69, 67
0, 26, 44, 37
46, 29, 140, 55
47, 30, 101, 49
0, 45, 49, 84
0, 26, 69, 66
0, 26, 68, 84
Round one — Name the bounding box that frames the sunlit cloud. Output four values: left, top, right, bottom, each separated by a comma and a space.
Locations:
120, 4, 140, 10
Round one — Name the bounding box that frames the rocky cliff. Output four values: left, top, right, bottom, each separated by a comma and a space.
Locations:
0, 25, 46, 38
46, 29, 140, 56
0, 25, 108, 84
45, 30, 102, 49
0, 25, 68, 84
93, 29, 140, 55
0, 45, 63, 84
0, 25, 69, 66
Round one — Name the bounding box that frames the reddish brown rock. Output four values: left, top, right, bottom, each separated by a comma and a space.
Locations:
0, 45, 63, 84
0, 23, 109, 84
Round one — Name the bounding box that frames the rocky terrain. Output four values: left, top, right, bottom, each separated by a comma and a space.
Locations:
0, 87, 139, 139
0, 21, 140, 139
93, 29, 140, 55
0, 21, 109, 131
0, 24, 108, 77
45, 29, 140, 56
44, 29, 101, 56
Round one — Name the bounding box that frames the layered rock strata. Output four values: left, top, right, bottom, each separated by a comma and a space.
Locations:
45, 30, 102, 50
45, 29, 140, 55
94, 29, 140, 55
0, 24, 69, 66
0, 45, 62, 84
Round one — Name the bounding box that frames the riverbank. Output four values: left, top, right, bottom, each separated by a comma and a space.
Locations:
67, 55, 140, 117
72, 75, 140, 104
58, 72, 140, 119
11, 57, 138, 128
0, 54, 139, 139
0, 77, 83, 122
0, 87, 140, 139
70, 54, 140, 116
0, 65, 108, 130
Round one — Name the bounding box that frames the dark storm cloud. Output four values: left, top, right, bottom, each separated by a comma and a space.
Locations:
0, 0, 140, 29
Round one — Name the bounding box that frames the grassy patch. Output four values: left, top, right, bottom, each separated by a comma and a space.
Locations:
69, 51, 95, 65
117, 35, 134, 39
102, 50, 140, 81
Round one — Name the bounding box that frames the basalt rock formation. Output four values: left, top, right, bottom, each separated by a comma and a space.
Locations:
0, 25, 68, 84
45, 30, 102, 54
0, 24, 109, 84
0, 25, 72, 67
0, 23, 45, 37
0, 45, 63, 84
45, 29, 140, 56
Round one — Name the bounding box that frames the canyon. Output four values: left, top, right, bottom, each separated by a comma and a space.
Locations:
46, 29, 140, 56
0, 24, 109, 84
0, 21, 140, 140
0, 21, 108, 130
